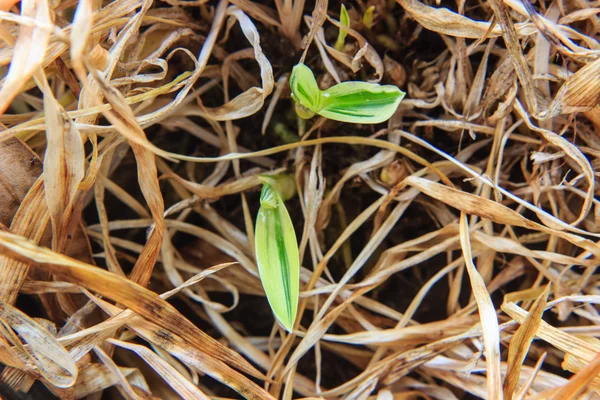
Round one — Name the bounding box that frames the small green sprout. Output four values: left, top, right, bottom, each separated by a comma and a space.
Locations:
273, 122, 300, 143
255, 176, 299, 332
290, 63, 405, 124
334, 4, 350, 52
362, 6, 376, 29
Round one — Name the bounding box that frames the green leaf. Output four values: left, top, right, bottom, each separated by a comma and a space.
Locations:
290, 63, 321, 115
334, 4, 350, 51
319, 81, 405, 123
259, 173, 296, 201
362, 5, 376, 29
254, 183, 299, 332
289, 63, 405, 124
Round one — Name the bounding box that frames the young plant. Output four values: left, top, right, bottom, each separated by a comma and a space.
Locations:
362, 5, 376, 29
290, 63, 405, 124
254, 176, 299, 332
334, 4, 350, 51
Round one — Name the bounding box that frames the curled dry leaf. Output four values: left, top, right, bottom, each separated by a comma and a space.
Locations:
184, 6, 274, 121
394, 0, 536, 39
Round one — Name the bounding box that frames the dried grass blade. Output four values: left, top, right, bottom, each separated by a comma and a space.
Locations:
486, 0, 538, 114
0, 325, 29, 371
472, 230, 592, 267
299, 0, 327, 60
394, 0, 535, 39
41, 78, 85, 252
503, 285, 549, 399
273, 0, 303, 47
69, 363, 136, 399
91, 74, 165, 288
547, 57, 600, 116
458, 213, 502, 400
93, 346, 142, 399
325, 16, 384, 80
0, 230, 264, 380
0, 0, 51, 115
230, 0, 281, 29
550, 352, 600, 400
558, 8, 600, 24
502, 301, 600, 367
164, 168, 284, 199
514, 100, 595, 226
322, 317, 476, 345
127, 141, 163, 288
262, 73, 289, 134
0, 301, 77, 388
69, 0, 93, 80
192, 6, 274, 121
405, 176, 600, 257
107, 339, 211, 400
0, 179, 50, 305
514, 353, 547, 400
88, 295, 275, 400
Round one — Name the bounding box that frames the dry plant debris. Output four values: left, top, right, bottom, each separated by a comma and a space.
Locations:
0, 0, 600, 398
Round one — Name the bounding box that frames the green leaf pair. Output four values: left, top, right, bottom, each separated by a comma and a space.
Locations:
290, 63, 405, 124
254, 179, 299, 332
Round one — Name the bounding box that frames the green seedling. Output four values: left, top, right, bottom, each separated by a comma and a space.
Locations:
290, 63, 405, 124
273, 122, 300, 143
255, 176, 299, 332
334, 4, 350, 52
362, 5, 376, 29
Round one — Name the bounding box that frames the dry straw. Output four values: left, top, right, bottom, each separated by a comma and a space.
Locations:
0, 0, 599, 398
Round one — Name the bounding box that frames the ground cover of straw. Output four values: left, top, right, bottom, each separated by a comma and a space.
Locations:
1, 0, 600, 398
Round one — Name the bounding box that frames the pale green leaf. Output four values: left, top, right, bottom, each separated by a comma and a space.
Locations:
254, 184, 300, 332
363, 5, 375, 29
290, 63, 321, 114
334, 4, 350, 51
259, 174, 296, 201
289, 63, 405, 124
319, 81, 405, 123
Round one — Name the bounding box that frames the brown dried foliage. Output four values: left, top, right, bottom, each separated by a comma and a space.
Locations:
0, 0, 599, 398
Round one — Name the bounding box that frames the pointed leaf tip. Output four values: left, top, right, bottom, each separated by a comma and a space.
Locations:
255, 184, 299, 332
